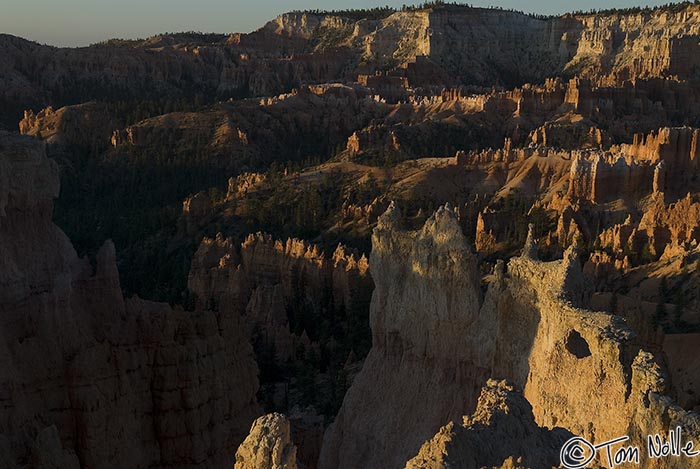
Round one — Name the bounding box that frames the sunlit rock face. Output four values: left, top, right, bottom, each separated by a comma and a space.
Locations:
0, 131, 260, 468
320, 204, 487, 469
234, 413, 298, 469
240, 4, 700, 87
320, 204, 700, 469
405, 379, 571, 469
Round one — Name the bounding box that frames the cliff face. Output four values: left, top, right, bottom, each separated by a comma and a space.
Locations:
421, 8, 569, 86
267, 5, 700, 87
565, 7, 700, 83
617, 127, 700, 195
466, 122, 700, 257
468, 126, 700, 211
320, 205, 700, 468
0, 132, 260, 468
484, 226, 699, 457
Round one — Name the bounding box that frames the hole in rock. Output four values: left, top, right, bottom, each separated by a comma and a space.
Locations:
565, 330, 591, 358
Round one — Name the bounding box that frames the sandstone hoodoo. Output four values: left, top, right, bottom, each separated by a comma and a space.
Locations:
4, 1, 700, 468
320, 203, 486, 468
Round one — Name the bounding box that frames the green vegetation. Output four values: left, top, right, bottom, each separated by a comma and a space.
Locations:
297, 2, 524, 22
53, 89, 374, 302
609, 293, 619, 313
570, 1, 696, 16
92, 32, 228, 48
54, 142, 230, 302
298, 0, 697, 24
653, 302, 667, 327
673, 290, 686, 328
250, 252, 372, 419
652, 273, 700, 333
105, 96, 208, 126
239, 170, 345, 240
291, 6, 398, 20
53, 130, 379, 419
315, 24, 354, 50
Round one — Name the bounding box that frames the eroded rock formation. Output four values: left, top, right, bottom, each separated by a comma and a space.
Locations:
7, 3, 700, 468
18, 103, 120, 151
320, 203, 700, 469
320, 203, 486, 468
405, 380, 571, 469
617, 127, 700, 196
0, 132, 260, 468
188, 233, 371, 363
589, 193, 700, 270
234, 413, 298, 469
6, 3, 700, 130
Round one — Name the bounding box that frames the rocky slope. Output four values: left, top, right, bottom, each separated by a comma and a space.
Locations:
20, 60, 700, 307
0, 131, 260, 468
0, 30, 345, 129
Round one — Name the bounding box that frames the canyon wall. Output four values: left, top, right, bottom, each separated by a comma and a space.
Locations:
0, 132, 260, 468
469, 124, 700, 256
268, 4, 700, 87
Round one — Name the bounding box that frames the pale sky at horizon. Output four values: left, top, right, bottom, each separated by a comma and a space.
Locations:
0, 0, 686, 47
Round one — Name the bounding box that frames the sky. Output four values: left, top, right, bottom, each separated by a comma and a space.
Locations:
0, 0, 686, 47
